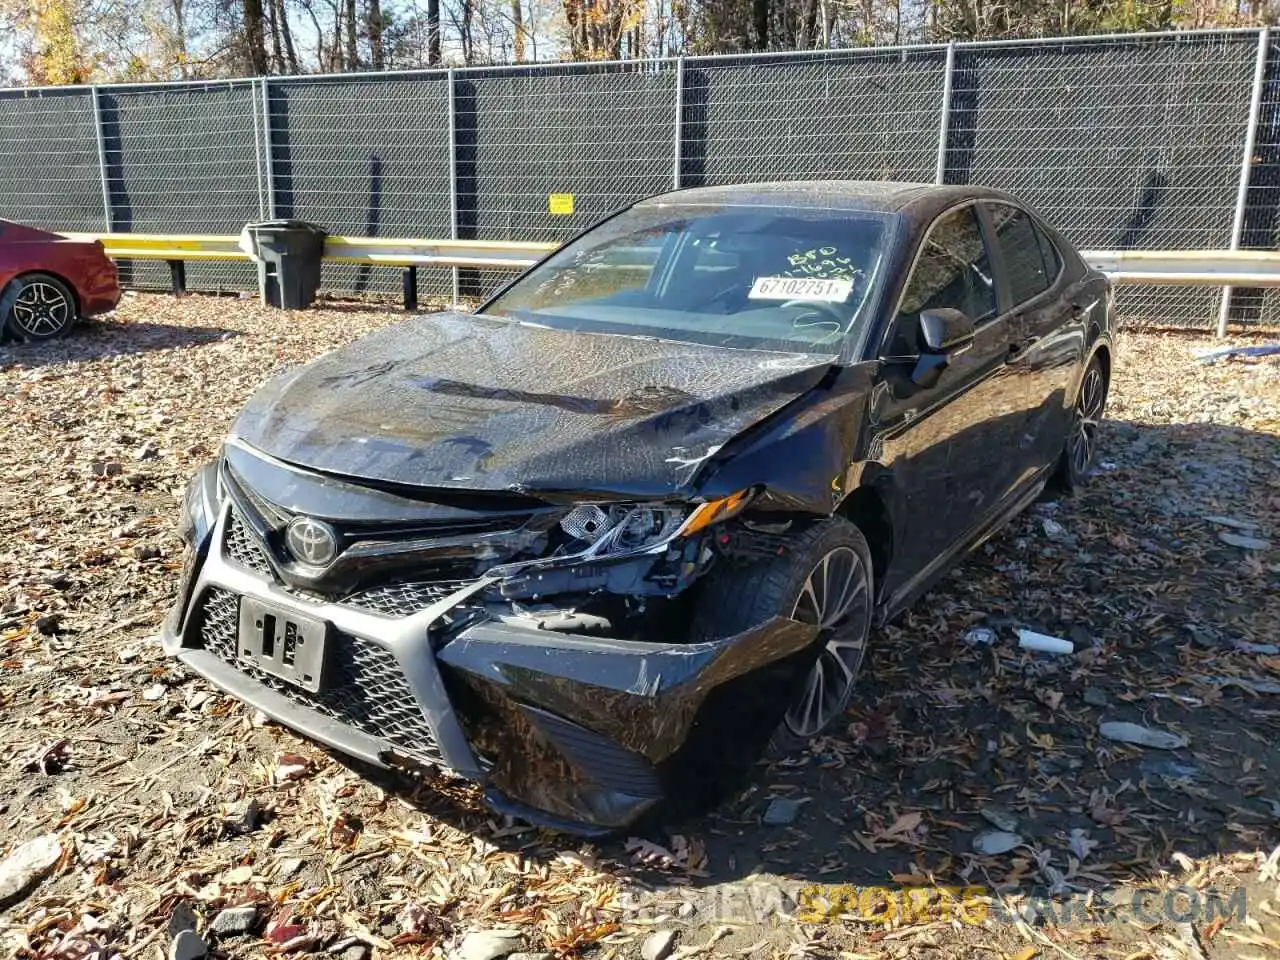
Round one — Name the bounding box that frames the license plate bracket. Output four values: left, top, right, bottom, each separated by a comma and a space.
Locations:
237, 597, 328, 692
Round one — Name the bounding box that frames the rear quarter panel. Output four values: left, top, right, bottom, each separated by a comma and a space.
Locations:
0, 237, 120, 315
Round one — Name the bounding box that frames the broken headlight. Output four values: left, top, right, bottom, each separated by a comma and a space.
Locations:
559, 490, 752, 559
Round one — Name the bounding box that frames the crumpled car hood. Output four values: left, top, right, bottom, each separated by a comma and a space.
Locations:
231, 312, 833, 497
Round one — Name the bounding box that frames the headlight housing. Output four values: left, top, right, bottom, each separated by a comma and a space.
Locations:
558, 490, 752, 560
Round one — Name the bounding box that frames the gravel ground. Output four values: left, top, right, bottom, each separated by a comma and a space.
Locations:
1, 293, 1278, 960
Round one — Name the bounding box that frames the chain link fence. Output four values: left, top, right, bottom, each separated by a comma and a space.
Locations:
1, 27, 1277, 328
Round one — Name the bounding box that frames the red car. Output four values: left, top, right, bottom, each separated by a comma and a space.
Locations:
0, 220, 120, 341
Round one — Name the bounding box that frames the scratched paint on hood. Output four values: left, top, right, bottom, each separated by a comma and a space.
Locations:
231, 312, 834, 496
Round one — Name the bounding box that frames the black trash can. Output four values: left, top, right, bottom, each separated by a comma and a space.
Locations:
243, 220, 327, 309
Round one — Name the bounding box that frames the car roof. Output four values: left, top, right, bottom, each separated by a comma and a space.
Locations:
636, 180, 1014, 221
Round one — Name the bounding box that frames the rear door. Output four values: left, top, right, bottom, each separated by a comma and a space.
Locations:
871, 203, 1026, 601
983, 202, 1083, 476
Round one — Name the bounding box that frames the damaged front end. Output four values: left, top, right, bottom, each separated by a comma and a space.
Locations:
163, 442, 819, 833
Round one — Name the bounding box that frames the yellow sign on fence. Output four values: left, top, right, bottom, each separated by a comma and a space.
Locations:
548, 193, 575, 215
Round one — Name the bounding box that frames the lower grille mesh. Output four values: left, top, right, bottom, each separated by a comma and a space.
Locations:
198, 587, 445, 768
224, 511, 273, 576
342, 580, 473, 617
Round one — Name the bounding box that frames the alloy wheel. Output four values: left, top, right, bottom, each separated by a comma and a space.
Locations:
783, 546, 871, 737
11, 282, 71, 339
1068, 364, 1106, 477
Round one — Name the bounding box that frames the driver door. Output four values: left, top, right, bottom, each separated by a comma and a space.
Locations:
871, 204, 1025, 603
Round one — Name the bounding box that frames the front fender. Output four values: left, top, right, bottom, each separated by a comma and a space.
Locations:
696, 362, 880, 515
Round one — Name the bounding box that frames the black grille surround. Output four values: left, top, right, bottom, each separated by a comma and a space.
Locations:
197, 587, 446, 768
222, 510, 476, 619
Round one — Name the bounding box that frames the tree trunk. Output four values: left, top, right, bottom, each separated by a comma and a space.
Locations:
267, 0, 284, 71
752, 0, 769, 49
800, 0, 817, 46
278, 0, 300, 70
244, 0, 270, 73
333, 2, 344, 67
511, 0, 525, 61
367, 0, 384, 67
562, 0, 579, 57
459, 0, 474, 62
171, 0, 189, 76
345, 0, 358, 68
427, 0, 442, 63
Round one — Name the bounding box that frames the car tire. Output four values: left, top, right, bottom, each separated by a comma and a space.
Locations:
1055, 353, 1109, 493
691, 516, 874, 752
3, 273, 77, 342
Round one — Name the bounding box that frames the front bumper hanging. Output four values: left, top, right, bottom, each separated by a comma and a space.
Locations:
163, 503, 819, 832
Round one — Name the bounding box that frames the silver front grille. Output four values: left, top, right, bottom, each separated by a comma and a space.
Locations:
342, 580, 473, 618
224, 510, 273, 576
222, 511, 471, 619
198, 587, 445, 768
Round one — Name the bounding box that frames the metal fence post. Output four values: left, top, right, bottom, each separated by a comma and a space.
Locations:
1219, 25, 1270, 337
251, 79, 266, 220
447, 68, 460, 306
934, 42, 956, 185
90, 86, 112, 231
673, 56, 684, 190
260, 78, 276, 219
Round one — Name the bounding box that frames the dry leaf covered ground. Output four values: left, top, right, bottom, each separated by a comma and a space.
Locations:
1, 293, 1278, 960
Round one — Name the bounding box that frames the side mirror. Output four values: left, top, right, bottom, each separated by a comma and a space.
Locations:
911, 308, 976, 388
919, 308, 976, 353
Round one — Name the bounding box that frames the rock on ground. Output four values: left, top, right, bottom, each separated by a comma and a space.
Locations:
762, 797, 802, 825
169, 929, 207, 960
210, 904, 257, 937
455, 929, 525, 960
972, 831, 1023, 855
641, 930, 678, 960
1099, 720, 1188, 750
0, 835, 61, 910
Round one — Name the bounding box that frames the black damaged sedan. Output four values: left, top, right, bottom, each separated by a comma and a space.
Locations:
164, 182, 1113, 833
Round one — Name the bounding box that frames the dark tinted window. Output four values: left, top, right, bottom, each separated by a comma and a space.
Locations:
989, 203, 1055, 305
1034, 219, 1062, 280
890, 206, 995, 354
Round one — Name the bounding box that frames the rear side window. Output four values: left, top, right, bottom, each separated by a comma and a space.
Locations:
1034, 221, 1062, 280
988, 203, 1058, 305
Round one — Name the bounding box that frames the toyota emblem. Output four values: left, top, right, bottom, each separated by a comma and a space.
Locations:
286, 517, 338, 566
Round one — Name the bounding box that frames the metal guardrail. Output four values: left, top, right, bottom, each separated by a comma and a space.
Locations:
66, 232, 1280, 324
1077, 249, 1280, 286
64, 232, 557, 307
324, 237, 554, 269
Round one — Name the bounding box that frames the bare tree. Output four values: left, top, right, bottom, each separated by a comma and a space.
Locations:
428, 0, 442, 62
278, 0, 299, 69
266, 0, 284, 69
243, 0, 270, 71
345, 0, 358, 65
368, 0, 385, 65
510, 0, 525, 59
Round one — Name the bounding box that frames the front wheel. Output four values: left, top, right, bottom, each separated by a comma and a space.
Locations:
1055, 354, 1109, 493
4, 274, 77, 341
691, 518, 874, 744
